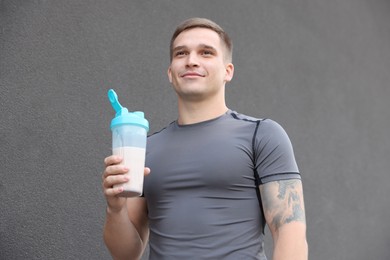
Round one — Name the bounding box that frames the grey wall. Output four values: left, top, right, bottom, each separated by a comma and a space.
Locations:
1, 1, 389, 259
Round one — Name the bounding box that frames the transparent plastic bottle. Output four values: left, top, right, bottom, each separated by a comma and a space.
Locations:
108, 89, 149, 197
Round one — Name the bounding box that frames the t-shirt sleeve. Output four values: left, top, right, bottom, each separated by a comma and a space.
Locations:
254, 119, 301, 184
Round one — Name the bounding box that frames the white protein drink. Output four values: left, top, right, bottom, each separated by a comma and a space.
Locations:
113, 146, 146, 197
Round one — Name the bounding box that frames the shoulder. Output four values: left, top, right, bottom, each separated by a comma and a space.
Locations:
228, 110, 285, 131
147, 121, 175, 139
228, 110, 263, 123
258, 118, 290, 139
146, 121, 176, 149
228, 110, 290, 139
255, 119, 295, 158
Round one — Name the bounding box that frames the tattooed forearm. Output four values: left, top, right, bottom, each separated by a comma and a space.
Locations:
261, 179, 306, 230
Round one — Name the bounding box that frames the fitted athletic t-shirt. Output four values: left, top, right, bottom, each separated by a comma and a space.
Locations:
144, 110, 300, 259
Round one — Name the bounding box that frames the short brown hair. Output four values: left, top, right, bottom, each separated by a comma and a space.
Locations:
169, 18, 233, 62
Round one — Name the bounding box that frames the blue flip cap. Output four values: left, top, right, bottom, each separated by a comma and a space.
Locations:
108, 89, 149, 131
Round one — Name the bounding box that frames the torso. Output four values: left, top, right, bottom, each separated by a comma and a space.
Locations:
144, 110, 299, 259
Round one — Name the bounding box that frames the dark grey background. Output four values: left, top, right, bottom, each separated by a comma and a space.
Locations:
1, 1, 389, 259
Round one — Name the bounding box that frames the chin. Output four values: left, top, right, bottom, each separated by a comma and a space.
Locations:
178, 91, 208, 101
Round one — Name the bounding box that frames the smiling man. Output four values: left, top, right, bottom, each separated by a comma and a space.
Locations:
168, 27, 233, 111
102, 18, 308, 260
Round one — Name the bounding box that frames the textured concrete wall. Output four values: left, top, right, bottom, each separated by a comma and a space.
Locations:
1, 1, 389, 259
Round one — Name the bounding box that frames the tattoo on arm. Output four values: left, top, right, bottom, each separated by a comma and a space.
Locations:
261, 179, 306, 230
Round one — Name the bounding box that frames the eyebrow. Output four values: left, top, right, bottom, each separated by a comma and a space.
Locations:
172, 44, 218, 53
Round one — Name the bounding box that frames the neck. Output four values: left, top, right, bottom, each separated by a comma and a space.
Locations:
177, 95, 228, 125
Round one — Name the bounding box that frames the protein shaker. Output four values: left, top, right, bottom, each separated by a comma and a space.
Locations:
108, 89, 149, 197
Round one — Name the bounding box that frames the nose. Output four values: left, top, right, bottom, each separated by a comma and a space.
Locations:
186, 52, 199, 68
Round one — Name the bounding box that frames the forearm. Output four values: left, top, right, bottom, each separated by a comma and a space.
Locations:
272, 223, 308, 260
103, 207, 145, 260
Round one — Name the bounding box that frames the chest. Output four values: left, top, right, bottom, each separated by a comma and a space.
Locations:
144, 125, 256, 197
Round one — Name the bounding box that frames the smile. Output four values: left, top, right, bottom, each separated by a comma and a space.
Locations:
180, 71, 205, 78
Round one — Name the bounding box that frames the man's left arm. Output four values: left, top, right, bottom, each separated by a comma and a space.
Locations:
260, 179, 308, 260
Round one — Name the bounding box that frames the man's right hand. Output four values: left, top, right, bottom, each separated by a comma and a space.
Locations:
102, 155, 129, 213
102, 155, 150, 213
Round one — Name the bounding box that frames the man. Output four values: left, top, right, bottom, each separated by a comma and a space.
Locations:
103, 18, 308, 259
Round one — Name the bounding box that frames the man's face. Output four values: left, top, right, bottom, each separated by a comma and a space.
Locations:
168, 28, 234, 101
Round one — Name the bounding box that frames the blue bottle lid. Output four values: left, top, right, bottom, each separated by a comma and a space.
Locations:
108, 89, 149, 131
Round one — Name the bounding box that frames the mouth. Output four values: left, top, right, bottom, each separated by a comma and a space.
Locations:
180, 71, 205, 78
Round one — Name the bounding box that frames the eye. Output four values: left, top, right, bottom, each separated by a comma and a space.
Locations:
174, 51, 187, 57
202, 50, 214, 56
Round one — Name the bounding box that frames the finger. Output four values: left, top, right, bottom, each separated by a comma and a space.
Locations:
102, 164, 129, 180
104, 155, 123, 167
104, 185, 125, 197
103, 174, 129, 189
144, 167, 151, 176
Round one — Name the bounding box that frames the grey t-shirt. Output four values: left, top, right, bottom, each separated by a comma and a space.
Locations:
144, 110, 300, 259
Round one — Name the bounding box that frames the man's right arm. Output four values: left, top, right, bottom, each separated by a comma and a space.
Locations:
103, 198, 149, 260
102, 155, 150, 260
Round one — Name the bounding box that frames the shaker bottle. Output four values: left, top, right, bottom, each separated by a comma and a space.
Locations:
108, 89, 149, 197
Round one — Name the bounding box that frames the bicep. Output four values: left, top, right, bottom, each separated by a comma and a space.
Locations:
260, 179, 306, 234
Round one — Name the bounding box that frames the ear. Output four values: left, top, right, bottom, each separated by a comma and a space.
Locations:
167, 66, 172, 83
224, 63, 234, 82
